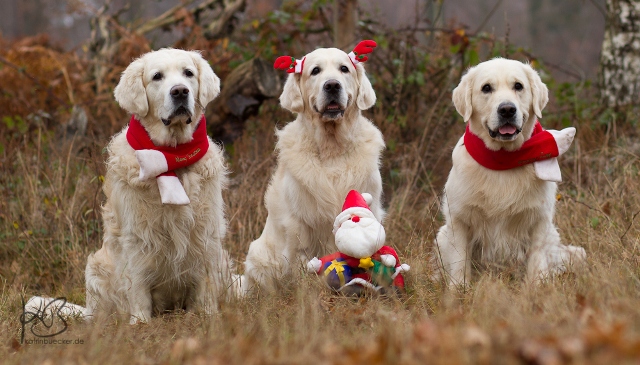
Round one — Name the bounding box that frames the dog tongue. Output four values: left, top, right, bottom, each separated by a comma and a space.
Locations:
499, 125, 516, 135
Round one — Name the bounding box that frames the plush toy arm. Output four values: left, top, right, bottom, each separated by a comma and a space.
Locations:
380, 254, 396, 267
307, 257, 322, 273
375, 246, 400, 267
391, 264, 410, 279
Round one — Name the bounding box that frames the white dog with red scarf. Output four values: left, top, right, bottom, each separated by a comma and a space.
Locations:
28, 49, 235, 323
86, 48, 237, 323
435, 58, 586, 286
25, 49, 235, 324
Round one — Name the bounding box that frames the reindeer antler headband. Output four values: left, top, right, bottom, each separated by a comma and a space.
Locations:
273, 40, 377, 74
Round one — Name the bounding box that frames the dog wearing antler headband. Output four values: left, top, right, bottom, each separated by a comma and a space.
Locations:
240, 41, 386, 294
435, 58, 586, 286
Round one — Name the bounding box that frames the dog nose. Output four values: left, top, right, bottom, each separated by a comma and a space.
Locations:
323, 80, 342, 93
498, 102, 517, 118
170, 85, 189, 99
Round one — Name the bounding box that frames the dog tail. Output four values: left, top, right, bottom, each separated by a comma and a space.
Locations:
24, 296, 86, 319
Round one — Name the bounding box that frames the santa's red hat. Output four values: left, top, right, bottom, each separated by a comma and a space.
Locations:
333, 190, 377, 234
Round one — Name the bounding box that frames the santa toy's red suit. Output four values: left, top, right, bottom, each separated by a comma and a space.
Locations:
307, 190, 410, 293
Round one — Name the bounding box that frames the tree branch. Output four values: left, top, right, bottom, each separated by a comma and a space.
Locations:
135, 0, 200, 35
204, 0, 246, 39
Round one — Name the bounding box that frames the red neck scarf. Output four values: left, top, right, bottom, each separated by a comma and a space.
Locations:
464, 121, 559, 170
126, 115, 209, 177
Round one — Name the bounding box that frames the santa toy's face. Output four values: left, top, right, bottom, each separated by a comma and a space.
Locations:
334, 213, 386, 258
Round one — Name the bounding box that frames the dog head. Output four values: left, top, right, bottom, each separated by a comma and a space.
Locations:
452, 58, 548, 151
279, 48, 376, 125
114, 48, 220, 146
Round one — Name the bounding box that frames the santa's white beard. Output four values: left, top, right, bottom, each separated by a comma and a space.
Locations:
334, 217, 386, 258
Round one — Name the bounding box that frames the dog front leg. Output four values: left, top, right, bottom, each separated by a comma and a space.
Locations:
191, 275, 219, 315
435, 219, 471, 287
527, 223, 586, 282
125, 277, 152, 324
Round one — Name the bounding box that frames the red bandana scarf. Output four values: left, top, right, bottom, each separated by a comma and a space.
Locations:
126, 115, 209, 204
463, 121, 559, 170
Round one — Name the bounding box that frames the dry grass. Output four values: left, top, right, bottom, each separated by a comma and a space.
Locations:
1, 90, 640, 364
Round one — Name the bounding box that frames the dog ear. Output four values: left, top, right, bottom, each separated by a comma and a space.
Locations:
190, 51, 221, 107
280, 74, 304, 114
452, 67, 474, 123
356, 64, 376, 110
114, 57, 149, 118
525, 64, 549, 119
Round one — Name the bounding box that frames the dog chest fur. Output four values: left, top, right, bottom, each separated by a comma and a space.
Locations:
274, 116, 384, 229
442, 138, 558, 264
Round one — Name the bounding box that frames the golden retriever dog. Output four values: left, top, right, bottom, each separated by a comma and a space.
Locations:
241, 46, 385, 293
435, 58, 586, 286
83, 48, 234, 323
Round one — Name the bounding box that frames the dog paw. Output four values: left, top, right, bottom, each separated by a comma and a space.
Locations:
528, 243, 586, 282
129, 314, 149, 325
565, 245, 586, 263
230, 274, 245, 298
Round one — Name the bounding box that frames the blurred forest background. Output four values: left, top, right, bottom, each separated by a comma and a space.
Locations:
0, 0, 605, 80
3, 0, 640, 364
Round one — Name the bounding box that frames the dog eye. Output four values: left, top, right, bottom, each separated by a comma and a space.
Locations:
481, 84, 492, 93
152, 72, 163, 81
514, 82, 523, 91
184, 69, 194, 77
311, 67, 321, 76
340, 65, 349, 73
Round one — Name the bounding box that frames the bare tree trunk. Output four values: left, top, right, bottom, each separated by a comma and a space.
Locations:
599, 0, 640, 108
333, 0, 358, 49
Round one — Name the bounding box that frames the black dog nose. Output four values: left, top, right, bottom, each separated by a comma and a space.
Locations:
323, 80, 342, 93
170, 85, 189, 99
498, 102, 517, 118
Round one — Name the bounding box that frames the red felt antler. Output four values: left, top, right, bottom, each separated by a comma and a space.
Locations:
274, 56, 298, 73
275, 40, 376, 74
351, 40, 377, 63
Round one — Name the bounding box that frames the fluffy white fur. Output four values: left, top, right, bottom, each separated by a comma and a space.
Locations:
435, 58, 586, 286
242, 47, 385, 293
25, 296, 86, 318
84, 48, 234, 323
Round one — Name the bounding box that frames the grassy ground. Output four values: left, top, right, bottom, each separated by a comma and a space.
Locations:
1, 85, 640, 364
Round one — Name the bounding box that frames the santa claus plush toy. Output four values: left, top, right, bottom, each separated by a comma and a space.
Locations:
307, 190, 410, 294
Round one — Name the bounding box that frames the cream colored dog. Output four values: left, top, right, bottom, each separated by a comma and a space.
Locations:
83, 48, 234, 323
242, 47, 385, 293
435, 58, 585, 286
